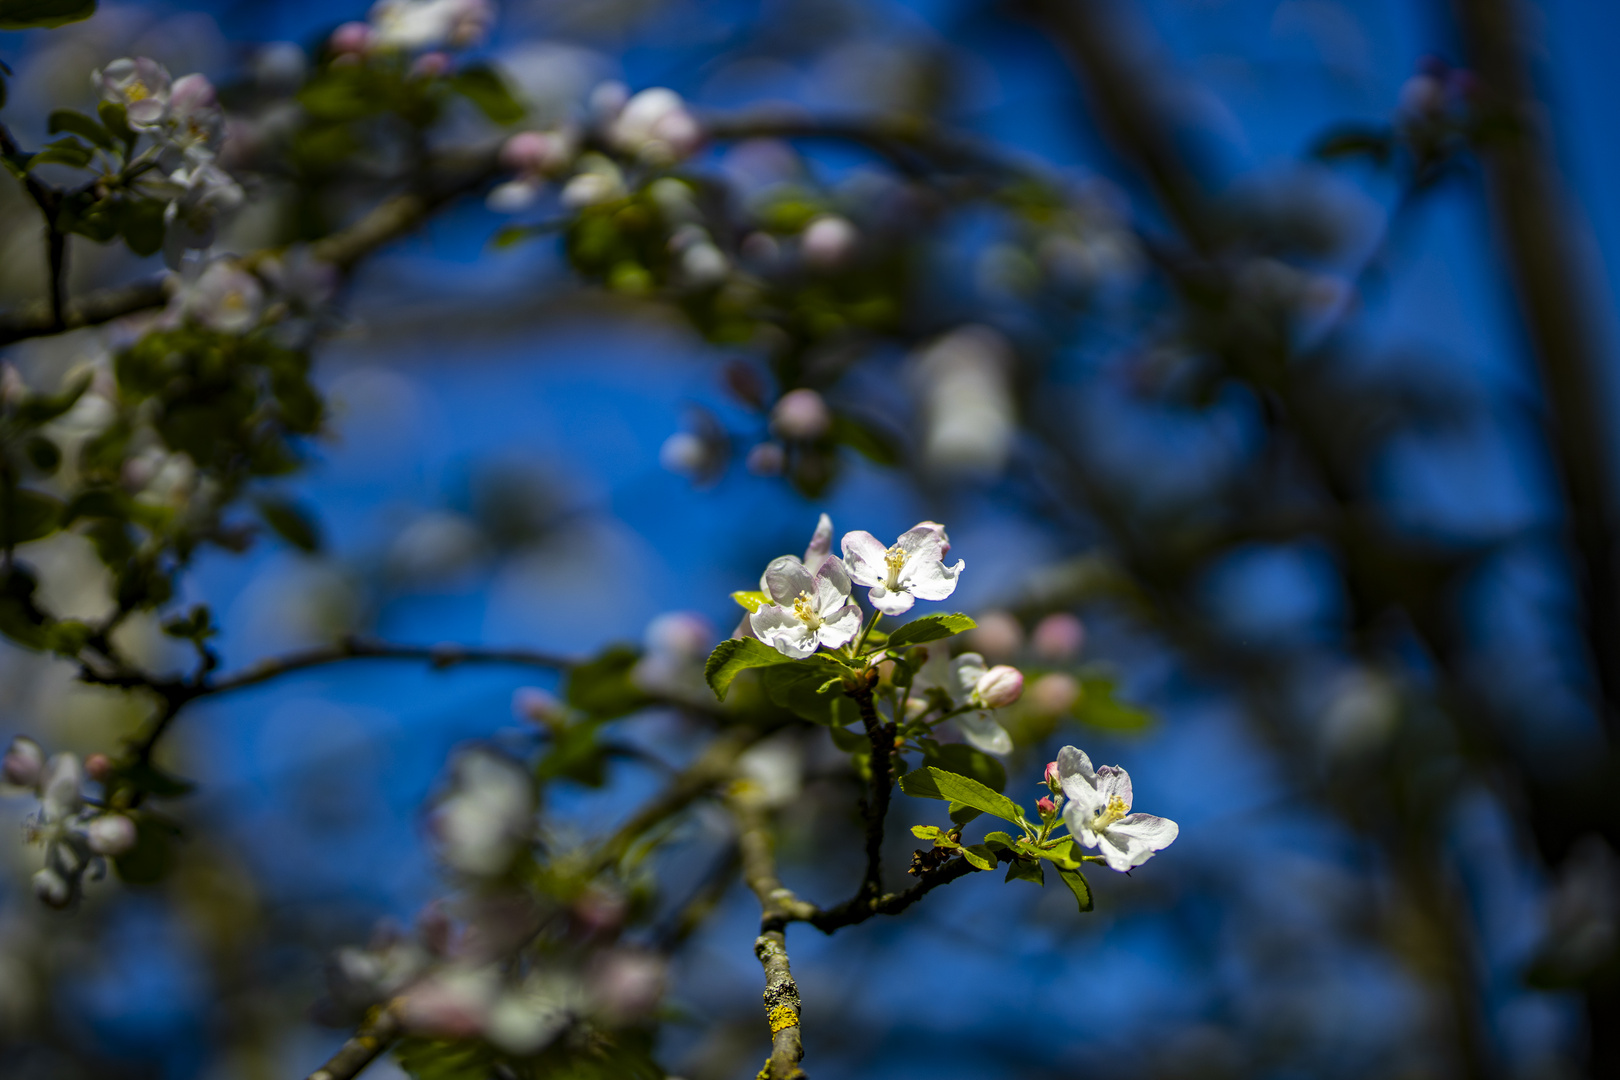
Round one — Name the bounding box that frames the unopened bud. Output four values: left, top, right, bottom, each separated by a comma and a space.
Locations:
1031, 613, 1085, 662
32, 868, 72, 909
969, 611, 1024, 661
86, 814, 138, 856
1036, 795, 1057, 817
1043, 760, 1061, 793
770, 388, 831, 440
330, 21, 373, 54
2, 737, 45, 788
84, 753, 114, 782
801, 214, 858, 269
973, 665, 1023, 709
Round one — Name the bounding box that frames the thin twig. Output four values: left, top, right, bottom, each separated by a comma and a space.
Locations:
848, 677, 894, 902
304, 1006, 401, 1080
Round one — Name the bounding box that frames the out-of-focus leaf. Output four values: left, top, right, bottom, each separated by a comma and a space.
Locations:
830, 413, 902, 465
1074, 675, 1154, 733
0, 0, 96, 30
12, 370, 88, 425
253, 494, 322, 552
0, 488, 62, 546
450, 65, 525, 124
565, 645, 652, 719
27, 135, 93, 170
116, 197, 167, 256
47, 108, 113, 150
1310, 125, 1394, 165
730, 589, 769, 613
112, 816, 177, 885
885, 613, 976, 648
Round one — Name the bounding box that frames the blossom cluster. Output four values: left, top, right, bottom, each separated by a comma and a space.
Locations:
3, 738, 138, 909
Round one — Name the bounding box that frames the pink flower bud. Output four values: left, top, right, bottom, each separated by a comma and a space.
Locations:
801, 214, 858, 269
330, 21, 374, 54
84, 753, 113, 782
973, 665, 1023, 709
1043, 760, 1060, 788
86, 814, 138, 856
1036, 795, 1056, 816
770, 388, 832, 440
1031, 613, 1085, 662
1030, 672, 1082, 716
969, 611, 1024, 661
500, 131, 551, 174
2, 737, 44, 788
412, 51, 450, 79
745, 442, 785, 476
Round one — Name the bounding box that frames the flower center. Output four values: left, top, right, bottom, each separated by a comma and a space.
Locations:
1091, 795, 1128, 832
127, 81, 151, 103
883, 544, 905, 588
791, 592, 822, 630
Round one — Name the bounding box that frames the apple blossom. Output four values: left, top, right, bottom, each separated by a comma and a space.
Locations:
840, 521, 964, 615
750, 554, 861, 659
1056, 745, 1179, 872
171, 258, 262, 333
94, 58, 172, 128
913, 325, 1016, 475
1044, 760, 1061, 788
912, 649, 1014, 756
745, 441, 785, 476
430, 749, 535, 876
801, 214, 859, 269
770, 388, 832, 440
974, 664, 1024, 708
2, 737, 44, 790
606, 87, 702, 164
370, 0, 495, 51
163, 163, 246, 258
1029, 671, 1082, 715
969, 610, 1024, 660
1036, 795, 1057, 818
1032, 612, 1085, 661
85, 815, 137, 857
330, 21, 375, 54
164, 73, 224, 161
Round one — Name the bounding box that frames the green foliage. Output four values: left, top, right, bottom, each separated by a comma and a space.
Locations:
919, 742, 1007, 824
1073, 675, 1153, 732
0, 487, 62, 546
394, 1037, 500, 1080
1055, 865, 1094, 912
47, 108, 115, 151
565, 646, 653, 720
0, 0, 96, 30
759, 661, 857, 727
898, 765, 1026, 826
703, 637, 796, 700
450, 65, 525, 124
828, 413, 901, 466
537, 719, 610, 787
253, 494, 322, 552
885, 613, 976, 649
112, 815, 180, 885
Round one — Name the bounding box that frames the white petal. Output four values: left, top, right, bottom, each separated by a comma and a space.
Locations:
817, 603, 862, 649
948, 653, 986, 700
750, 605, 815, 658
1094, 829, 1143, 872
1109, 812, 1179, 853
813, 555, 853, 613
903, 556, 963, 602
868, 585, 914, 615
803, 513, 834, 570
1094, 764, 1133, 812
912, 647, 951, 696
840, 531, 889, 587
954, 711, 1012, 756
1064, 806, 1102, 849
895, 522, 948, 560
1056, 746, 1104, 815
763, 556, 814, 605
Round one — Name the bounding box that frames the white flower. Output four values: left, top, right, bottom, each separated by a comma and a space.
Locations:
85, 814, 137, 856
1, 737, 44, 791
840, 521, 963, 616
801, 214, 858, 269
749, 555, 861, 659
431, 749, 535, 876
1056, 745, 1178, 872
913, 325, 1016, 475
94, 58, 172, 128
605, 88, 702, 164
770, 388, 831, 440
162, 163, 246, 258
559, 155, 626, 208
912, 649, 1013, 756
163, 74, 224, 161
486, 971, 581, 1054
172, 258, 262, 333
370, 0, 495, 51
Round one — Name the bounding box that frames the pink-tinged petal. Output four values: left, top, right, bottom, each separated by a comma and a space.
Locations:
903, 556, 963, 602
818, 603, 862, 649
1109, 813, 1178, 852
1093, 764, 1133, 812
955, 711, 1012, 755
840, 531, 888, 587
894, 522, 948, 561
762, 556, 813, 605
750, 605, 815, 658
1094, 829, 1142, 872
948, 653, 986, 701
1064, 803, 1102, 848
803, 513, 833, 571
868, 585, 914, 615
813, 555, 853, 613
1056, 745, 1101, 809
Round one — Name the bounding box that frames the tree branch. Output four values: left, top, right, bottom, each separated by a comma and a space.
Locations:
304, 1005, 401, 1080
848, 677, 895, 903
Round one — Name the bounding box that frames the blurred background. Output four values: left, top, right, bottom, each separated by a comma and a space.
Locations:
1, 0, 1618, 1077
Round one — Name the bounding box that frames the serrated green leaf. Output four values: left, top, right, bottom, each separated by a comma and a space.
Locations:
1056, 864, 1094, 912
911, 824, 946, 841
983, 830, 1017, 850
961, 842, 996, 871
1031, 837, 1083, 870
703, 637, 794, 700
27, 136, 93, 170
0, 0, 97, 30
97, 101, 133, 144
47, 108, 113, 150
898, 765, 1025, 825
730, 589, 769, 613
1005, 857, 1045, 886
759, 661, 858, 726
885, 612, 976, 649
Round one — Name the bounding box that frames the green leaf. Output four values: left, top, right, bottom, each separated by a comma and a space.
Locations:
759, 661, 858, 727
898, 765, 1025, 825
730, 589, 769, 613
702, 637, 795, 701
983, 830, 1017, 850
1075, 675, 1154, 733
829, 413, 901, 465
450, 65, 525, 124
394, 1037, 500, 1080
97, 101, 133, 145
827, 722, 867, 752
1005, 857, 1045, 886
564, 645, 652, 720
537, 719, 608, 787
46, 618, 91, 656
13, 371, 89, 426
1031, 837, 1083, 870
1310, 125, 1394, 165
119, 760, 197, 799
885, 613, 976, 649
116, 197, 167, 257
0, 488, 62, 546
112, 816, 177, 885
253, 494, 321, 552
0, 0, 96, 30
27, 136, 93, 170
910, 824, 946, 841
922, 743, 1006, 792
961, 843, 996, 871
1056, 864, 1094, 912
47, 108, 113, 150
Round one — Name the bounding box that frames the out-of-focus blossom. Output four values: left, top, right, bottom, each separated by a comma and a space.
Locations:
164, 74, 224, 161
254, 42, 308, 91
770, 388, 832, 440
1028, 671, 1082, 716
559, 155, 626, 209
745, 441, 785, 476
485, 971, 581, 1054
912, 325, 1016, 476
588, 950, 665, 1023
841, 521, 963, 616
659, 432, 711, 477
735, 734, 804, 808
912, 649, 1014, 756
369, 0, 495, 51
606, 87, 702, 165
751, 555, 861, 659
969, 611, 1023, 660
85, 814, 137, 857
170, 258, 262, 333
330, 21, 375, 55
635, 611, 715, 696
162, 163, 246, 258
1, 737, 44, 791
1031, 612, 1085, 662
1318, 668, 1400, 757
512, 687, 563, 726
430, 749, 535, 877
490, 129, 578, 212
1056, 745, 1178, 873
801, 214, 859, 269
398, 965, 500, 1037
94, 58, 172, 128
260, 246, 338, 316
84, 754, 113, 782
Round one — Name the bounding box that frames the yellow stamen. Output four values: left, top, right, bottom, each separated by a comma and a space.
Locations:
791, 592, 821, 629
126, 82, 150, 102
884, 544, 905, 587
1092, 794, 1128, 831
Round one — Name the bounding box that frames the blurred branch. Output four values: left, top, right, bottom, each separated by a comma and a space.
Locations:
303, 1005, 401, 1080
0, 120, 71, 331
198, 635, 573, 698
